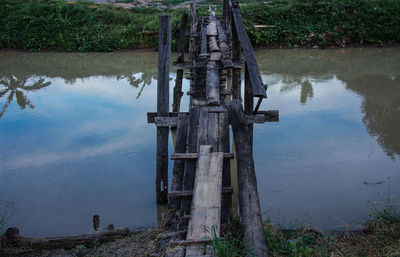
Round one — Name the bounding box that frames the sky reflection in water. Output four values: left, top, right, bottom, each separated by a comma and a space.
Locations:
0, 49, 399, 236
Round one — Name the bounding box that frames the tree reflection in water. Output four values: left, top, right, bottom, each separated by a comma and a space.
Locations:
279, 76, 314, 104
0, 75, 51, 118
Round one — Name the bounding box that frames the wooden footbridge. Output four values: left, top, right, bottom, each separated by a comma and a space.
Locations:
147, 0, 278, 256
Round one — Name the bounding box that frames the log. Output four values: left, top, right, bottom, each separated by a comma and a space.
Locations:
208, 37, 220, 52
206, 20, 218, 36
206, 61, 220, 106
169, 114, 188, 209
228, 99, 268, 257
156, 15, 171, 204
210, 51, 222, 61
1, 227, 130, 249
217, 24, 231, 61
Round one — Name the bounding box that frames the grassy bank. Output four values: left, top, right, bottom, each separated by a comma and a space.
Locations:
1, 0, 400, 51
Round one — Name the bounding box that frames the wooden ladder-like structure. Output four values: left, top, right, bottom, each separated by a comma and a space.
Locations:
147, 1, 279, 256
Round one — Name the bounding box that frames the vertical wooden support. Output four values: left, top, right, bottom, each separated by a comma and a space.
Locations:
231, 7, 241, 100
181, 106, 200, 214
219, 112, 232, 222
244, 62, 254, 152
156, 15, 171, 204
172, 13, 188, 113
189, 3, 199, 107
170, 114, 188, 209
228, 99, 268, 257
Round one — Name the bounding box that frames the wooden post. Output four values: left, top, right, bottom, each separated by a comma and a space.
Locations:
156, 15, 171, 204
169, 114, 189, 209
244, 62, 254, 151
172, 13, 188, 113
228, 99, 268, 257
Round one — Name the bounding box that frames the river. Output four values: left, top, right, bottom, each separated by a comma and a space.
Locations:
0, 48, 399, 237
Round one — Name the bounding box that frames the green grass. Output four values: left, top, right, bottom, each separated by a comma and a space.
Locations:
1, 0, 400, 51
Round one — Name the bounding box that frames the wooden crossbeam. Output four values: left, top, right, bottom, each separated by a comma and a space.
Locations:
168, 187, 233, 198
171, 152, 234, 160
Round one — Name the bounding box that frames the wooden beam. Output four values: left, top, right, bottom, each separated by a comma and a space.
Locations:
168, 187, 233, 198
171, 152, 234, 160
232, 5, 267, 98
147, 112, 188, 123
155, 116, 177, 127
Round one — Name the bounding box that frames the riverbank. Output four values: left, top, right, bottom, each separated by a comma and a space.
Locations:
1, 203, 399, 257
1, 0, 399, 52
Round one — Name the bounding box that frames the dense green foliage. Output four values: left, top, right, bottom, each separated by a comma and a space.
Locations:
0, 0, 399, 51
0, 0, 162, 51
242, 0, 400, 47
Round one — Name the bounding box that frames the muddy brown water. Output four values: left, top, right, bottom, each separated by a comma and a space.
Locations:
0, 49, 399, 237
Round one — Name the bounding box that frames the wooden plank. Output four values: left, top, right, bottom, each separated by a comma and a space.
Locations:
169, 114, 188, 209
187, 146, 223, 240
171, 153, 234, 160
206, 61, 220, 106
246, 114, 265, 124
192, 61, 207, 105
258, 110, 279, 122
168, 239, 212, 246
147, 112, 189, 123
196, 107, 209, 148
189, 3, 199, 62
155, 116, 177, 127
217, 24, 231, 61
232, 5, 267, 98
168, 187, 233, 198
228, 99, 268, 257
156, 15, 171, 204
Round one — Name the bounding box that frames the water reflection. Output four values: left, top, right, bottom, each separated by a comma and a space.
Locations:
0, 75, 51, 118
258, 48, 400, 158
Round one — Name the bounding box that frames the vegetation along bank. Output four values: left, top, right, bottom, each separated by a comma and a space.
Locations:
1, 0, 400, 52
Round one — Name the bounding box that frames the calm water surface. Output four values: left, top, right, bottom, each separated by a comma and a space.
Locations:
0, 49, 399, 236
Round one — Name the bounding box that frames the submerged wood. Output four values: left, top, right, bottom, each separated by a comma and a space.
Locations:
228, 99, 268, 257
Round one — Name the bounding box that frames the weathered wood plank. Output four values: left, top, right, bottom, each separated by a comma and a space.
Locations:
231, 11, 241, 100
232, 5, 267, 98
200, 24, 208, 56
155, 116, 178, 127
171, 153, 234, 160
147, 112, 188, 123
228, 99, 268, 257
246, 114, 265, 124
206, 61, 220, 106
187, 146, 223, 240
210, 51, 222, 61
257, 110, 279, 122
156, 15, 171, 204
168, 187, 233, 198
169, 114, 188, 209
189, 3, 199, 62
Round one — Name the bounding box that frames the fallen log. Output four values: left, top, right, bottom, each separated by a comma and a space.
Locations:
1, 226, 130, 249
